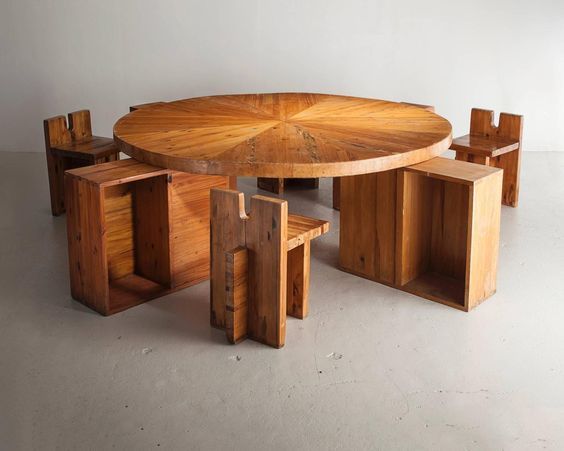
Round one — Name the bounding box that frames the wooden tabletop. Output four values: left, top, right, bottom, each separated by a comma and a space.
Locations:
114, 93, 452, 178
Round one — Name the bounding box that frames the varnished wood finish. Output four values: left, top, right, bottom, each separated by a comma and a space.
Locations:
400, 102, 435, 112
451, 108, 523, 207
114, 93, 452, 178
65, 159, 228, 315
339, 170, 398, 285
210, 188, 329, 348
44, 110, 120, 215
396, 157, 502, 311
225, 247, 249, 344
332, 102, 435, 211
257, 177, 319, 195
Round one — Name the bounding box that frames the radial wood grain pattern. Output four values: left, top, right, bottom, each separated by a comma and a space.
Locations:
114, 93, 452, 177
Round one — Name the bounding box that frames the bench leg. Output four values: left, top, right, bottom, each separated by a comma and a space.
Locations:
287, 241, 310, 319
492, 150, 520, 208
46, 151, 67, 216
225, 247, 249, 344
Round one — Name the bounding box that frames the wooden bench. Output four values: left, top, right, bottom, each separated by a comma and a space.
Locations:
451, 108, 523, 207
210, 189, 329, 348
65, 159, 229, 315
44, 110, 121, 216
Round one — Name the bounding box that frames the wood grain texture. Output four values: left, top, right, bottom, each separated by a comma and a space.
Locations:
257, 177, 319, 194
66, 160, 228, 315
287, 241, 310, 319
225, 247, 249, 344
169, 172, 229, 289
396, 157, 503, 311
244, 195, 288, 348
331, 101, 435, 211
339, 170, 397, 285
451, 108, 523, 207
210, 189, 247, 329
44, 110, 120, 215
114, 93, 452, 178
210, 189, 329, 347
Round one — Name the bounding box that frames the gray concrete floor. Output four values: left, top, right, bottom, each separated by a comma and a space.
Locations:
1, 151, 563, 450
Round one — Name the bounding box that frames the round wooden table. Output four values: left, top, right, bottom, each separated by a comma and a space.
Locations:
114, 93, 452, 177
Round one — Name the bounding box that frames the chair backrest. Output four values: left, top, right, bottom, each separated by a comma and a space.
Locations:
470, 108, 523, 143
44, 110, 92, 150
210, 188, 288, 348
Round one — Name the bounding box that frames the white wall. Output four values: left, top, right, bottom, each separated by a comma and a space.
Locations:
1, 0, 563, 153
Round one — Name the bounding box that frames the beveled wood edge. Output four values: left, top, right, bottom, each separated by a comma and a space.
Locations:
402, 157, 503, 186
114, 133, 453, 178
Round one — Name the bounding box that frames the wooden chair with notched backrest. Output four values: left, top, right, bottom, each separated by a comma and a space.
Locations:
44, 110, 120, 215
450, 108, 523, 207
210, 188, 329, 348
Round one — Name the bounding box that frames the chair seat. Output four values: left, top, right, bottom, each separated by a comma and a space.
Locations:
52, 136, 119, 160
287, 214, 329, 250
450, 134, 519, 158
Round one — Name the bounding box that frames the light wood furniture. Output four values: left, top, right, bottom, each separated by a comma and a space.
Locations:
257, 177, 319, 195
44, 110, 120, 216
210, 188, 329, 348
65, 159, 229, 315
340, 157, 503, 311
397, 158, 503, 310
114, 93, 452, 177
451, 108, 523, 207
332, 102, 435, 211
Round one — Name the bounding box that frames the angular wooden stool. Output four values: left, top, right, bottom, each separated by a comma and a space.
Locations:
44, 110, 120, 216
332, 102, 435, 211
210, 188, 329, 348
65, 159, 229, 315
396, 157, 503, 311
450, 108, 523, 207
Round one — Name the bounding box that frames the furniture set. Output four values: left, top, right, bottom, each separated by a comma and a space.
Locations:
45, 93, 522, 348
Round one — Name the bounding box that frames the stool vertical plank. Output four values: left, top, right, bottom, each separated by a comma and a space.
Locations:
287, 241, 310, 319
466, 171, 503, 308
210, 189, 247, 329
225, 247, 249, 344
68, 110, 93, 141
45, 116, 72, 216
65, 176, 109, 313
339, 170, 397, 285
246, 196, 288, 348
134, 175, 172, 286
169, 173, 229, 289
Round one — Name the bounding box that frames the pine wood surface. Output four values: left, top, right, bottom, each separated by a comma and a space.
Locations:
65, 159, 228, 315
451, 108, 523, 207
210, 188, 329, 348
114, 93, 452, 178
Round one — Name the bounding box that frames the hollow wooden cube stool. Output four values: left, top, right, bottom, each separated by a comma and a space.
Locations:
210, 188, 329, 348
450, 108, 523, 207
44, 110, 121, 216
396, 157, 503, 311
65, 159, 229, 315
